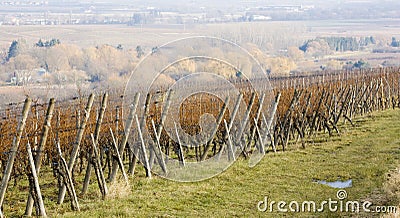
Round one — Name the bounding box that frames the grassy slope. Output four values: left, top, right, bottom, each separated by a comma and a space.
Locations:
56, 109, 400, 217
6, 109, 398, 217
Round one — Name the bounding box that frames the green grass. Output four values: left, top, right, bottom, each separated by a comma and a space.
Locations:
4, 109, 400, 217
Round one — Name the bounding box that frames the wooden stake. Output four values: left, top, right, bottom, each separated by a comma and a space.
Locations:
90, 134, 108, 199
149, 90, 172, 169
151, 120, 167, 174
130, 93, 152, 177
25, 98, 55, 216
82, 93, 108, 195
223, 119, 235, 161
217, 94, 242, 161
0, 98, 32, 209
56, 142, 80, 211
109, 93, 140, 182
58, 94, 94, 204
109, 128, 129, 185
200, 96, 229, 161
236, 93, 256, 157
26, 141, 47, 217
135, 115, 152, 178
174, 122, 185, 166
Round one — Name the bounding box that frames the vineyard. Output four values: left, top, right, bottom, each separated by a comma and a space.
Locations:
0, 66, 399, 217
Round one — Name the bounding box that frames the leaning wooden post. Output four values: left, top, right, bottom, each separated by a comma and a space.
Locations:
90, 134, 108, 199
150, 120, 167, 174
26, 141, 47, 217
115, 106, 120, 150
262, 93, 281, 152
236, 93, 256, 157
56, 143, 80, 211
135, 115, 152, 178
174, 122, 185, 167
227, 93, 243, 133
130, 93, 152, 177
217, 94, 242, 161
149, 90, 172, 169
82, 93, 108, 195
254, 118, 265, 155
58, 94, 94, 204
0, 98, 32, 209
25, 98, 55, 216
246, 93, 266, 151
109, 93, 140, 182
223, 119, 235, 161
109, 128, 129, 185
200, 96, 229, 161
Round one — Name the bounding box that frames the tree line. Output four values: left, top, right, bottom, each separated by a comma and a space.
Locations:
0, 39, 143, 87
300, 36, 377, 54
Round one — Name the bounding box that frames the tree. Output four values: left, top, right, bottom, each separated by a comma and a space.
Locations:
83, 44, 133, 83
45, 45, 72, 72
324, 60, 343, 71
300, 39, 332, 58
136, 45, 144, 58
8, 54, 38, 71
266, 57, 297, 77
352, 59, 370, 69
35, 38, 61, 48
391, 37, 399, 47
36, 39, 44, 47
7, 40, 20, 61
287, 46, 304, 61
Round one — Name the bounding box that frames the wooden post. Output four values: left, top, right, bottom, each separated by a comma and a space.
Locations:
25, 98, 55, 216
82, 93, 108, 195
56, 142, 80, 211
135, 115, 152, 178
174, 122, 185, 166
200, 96, 229, 161
115, 106, 120, 152
0, 98, 32, 209
26, 141, 47, 217
217, 94, 242, 161
226, 94, 243, 133
246, 93, 266, 152
262, 93, 281, 152
109, 128, 129, 185
58, 94, 94, 204
130, 93, 152, 177
223, 120, 235, 161
109, 93, 140, 182
236, 93, 256, 157
149, 90, 172, 169
254, 118, 265, 155
76, 110, 81, 130
150, 120, 167, 174
90, 134, 108, 199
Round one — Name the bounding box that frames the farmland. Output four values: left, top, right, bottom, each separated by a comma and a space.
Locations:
0, 4, 400, 217
0, 64, 399, 216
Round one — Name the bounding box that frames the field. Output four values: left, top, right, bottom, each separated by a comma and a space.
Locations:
0, 66, 399, 217
1, 19, 400, 217
64, 109, 400, 217
3, 105, 400, 217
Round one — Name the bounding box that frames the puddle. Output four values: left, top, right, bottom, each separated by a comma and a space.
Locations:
316, 179, 352, 188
